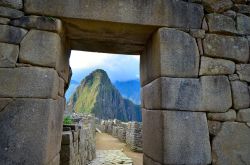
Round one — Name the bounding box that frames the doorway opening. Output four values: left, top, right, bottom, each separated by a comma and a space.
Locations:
61, 50, 143, 165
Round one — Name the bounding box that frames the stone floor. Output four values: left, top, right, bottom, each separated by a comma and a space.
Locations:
88, 150, 133, 165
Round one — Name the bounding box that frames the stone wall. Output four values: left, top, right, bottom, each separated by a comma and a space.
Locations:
60, 115, 96, 165
142, 1, 250, 165
98, 119, 143, 152
0, 1, 70, 164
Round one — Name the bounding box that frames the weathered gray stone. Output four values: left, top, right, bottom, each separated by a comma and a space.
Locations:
207, 109, 236, 121
141, 28, 200, 85
202, 18, 209, 31
231, 80, 250, 109
203, 34, 249, 63
197, 38, 204, 55
228, 74, 239, 81
142, 76, 232, 112
0, 17, 10, 24
237, 13, 250, 34
0, 67, 59, 99
0, 42, 18, 67
0, 98, 12, 112
0, 98, 64, 165
58, 77, 65, 97
24, 0, 204, 30
47, 154, 60, 165
20, 30, 62, 68
189, 29, 205, 38
10, 15, 63, 33
233, 4, 250, 16
237, 64, 250, 82
0, 25, 27, 44
223, 10, 236, 19
61, 131, 72, 145
143, 109, 211, 164
237, 109, 250, 122
208, 120, 222, 136
212, 122, 250, 165
0, 6, 23, 19
206, 13, 237, 34
202, 0, 233, 13
199, 56, 235, 76
0, 0, 23, 9
143, 154, 161, 165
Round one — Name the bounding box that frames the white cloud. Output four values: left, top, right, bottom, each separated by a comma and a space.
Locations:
70, 51, 140, 82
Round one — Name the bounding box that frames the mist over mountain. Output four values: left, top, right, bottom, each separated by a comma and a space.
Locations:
67, 69, 142, 122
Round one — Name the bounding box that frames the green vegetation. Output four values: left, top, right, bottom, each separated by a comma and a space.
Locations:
63, 116, 73, 125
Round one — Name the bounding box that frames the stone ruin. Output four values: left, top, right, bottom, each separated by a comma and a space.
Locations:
98, 119, 143, 152
0, 0, 250, 165
60, 115, 96, 165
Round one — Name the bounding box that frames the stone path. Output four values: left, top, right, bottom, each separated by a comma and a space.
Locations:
88, 150, 133, 165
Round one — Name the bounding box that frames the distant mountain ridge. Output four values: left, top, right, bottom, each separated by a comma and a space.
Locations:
114, 79, 141, 104
67, 69, 142, 122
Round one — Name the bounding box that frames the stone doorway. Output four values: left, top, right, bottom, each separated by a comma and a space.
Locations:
1, 0, 250, 165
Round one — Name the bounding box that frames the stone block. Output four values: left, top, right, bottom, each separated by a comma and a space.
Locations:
20, 30, 62, 68
0, 98, 12, 112
199, 56, 235, 76
10, 15, 63, 33
237, 108, 250, 122
0, 0, 23, 9
231, 80, 250, 109
143, 154, 161, 165
143, 109, 211, 164
0, 98, 64, 165
0, 6, 23, 19
0, 42, 19, 67
141, 28, 200, 85
142, 76, 232, 112
24, 0, 204, 29
62, 131, 72, 145
0, 67, 59, 99
223, 10, 236, 19
203, 34, 249, 63
237, 13, 250, 35
59, 77, 65, 97
207, 109, 236, 122
202, 0, 233, 13
0, 17, 10, 24
206, 13, 237, 34
0, 25, 27, 44
236, 64, 250, 82
212, 122, 250, 165
234, 4, 250, 16
208, 120, 222, 136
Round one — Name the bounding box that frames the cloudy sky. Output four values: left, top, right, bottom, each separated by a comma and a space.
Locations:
70, 50, 140, 82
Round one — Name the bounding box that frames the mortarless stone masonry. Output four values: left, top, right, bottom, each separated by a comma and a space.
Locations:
0, 0, 250, 165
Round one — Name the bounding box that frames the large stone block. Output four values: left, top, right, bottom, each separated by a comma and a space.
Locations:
0, 42, 19, 67
143, 109, 211, 164
0, 6, 23, 19
206, 13, 237, 34
141, 28, 200, 85
237, 109, 250, 122
199, 56, 235, 76
0, 67, 59, 99
10, 15, 63, 33
237, 13, 250, 35
207, 109, 236, 122
231, 80, 250, 110
0, 98, 12, 112
236, 64, 250, 82
203, 34, 249, 63
24, 0, 203, 29
0, 98, 64, 165
202, 0, 233, 13
0, 0, 23, 9
0, 17, 10, 24
142, 76, 232, 112
20, 30, 62, 68
0, 25, 27, 44
208, 120, 222, 136
212, 122, 250, 165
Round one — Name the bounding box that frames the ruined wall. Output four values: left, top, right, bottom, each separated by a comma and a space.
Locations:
98, 119, 143, 152
0, 0, 70, 164
60, 116, 96, 165
142, 1, 250, 165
